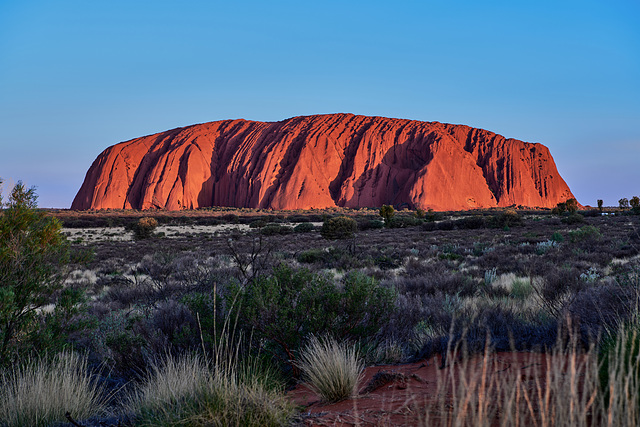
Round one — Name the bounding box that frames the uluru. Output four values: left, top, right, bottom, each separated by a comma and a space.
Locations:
72, 114, 576, 211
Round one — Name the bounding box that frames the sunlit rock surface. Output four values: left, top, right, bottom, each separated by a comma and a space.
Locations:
72, 114, 575, 211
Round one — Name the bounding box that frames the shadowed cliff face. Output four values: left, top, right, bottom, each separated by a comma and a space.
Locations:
72, 114, 575, 211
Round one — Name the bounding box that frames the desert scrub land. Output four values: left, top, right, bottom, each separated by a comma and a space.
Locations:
2, 194, 640, 425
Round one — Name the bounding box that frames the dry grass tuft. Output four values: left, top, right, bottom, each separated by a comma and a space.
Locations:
0, 352, 107, 427
128, 352, 294, 427
297, 335, 364, 403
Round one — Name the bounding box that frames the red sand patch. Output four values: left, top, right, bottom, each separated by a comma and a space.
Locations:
288, 352, 580, 426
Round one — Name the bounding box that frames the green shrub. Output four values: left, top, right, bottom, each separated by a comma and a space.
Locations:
389, 216, 423, 228
321, 216, 357, 240
296, 335, 363, 402
551, 231, 564, 243
260, 224, 292, 236
487, 209, 522, 228
0, 181, 70, 362
357, 219, 385, 230
297, 249, 327, 264
293, 222, 315, 233
562, 213, 585, 225
455, 215, 486, 229
249, 219, 267, 229
128, 217, 159, 239
568, 225, 601, 242
379, 205, 395, 227
552, 201, 567, 215
0, 352, 107, 427
565, 198, 578, 213
232, 265, 395, 370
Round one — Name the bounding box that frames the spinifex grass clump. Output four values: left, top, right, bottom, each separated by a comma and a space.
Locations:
296, 335, 364, 402
0, 352, 107, 427
128, 353, 294, 427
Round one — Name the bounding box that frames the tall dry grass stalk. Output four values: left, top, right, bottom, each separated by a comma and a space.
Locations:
296, 335, 364, 403
417, 328, 640, 427
0, 352, 107, 427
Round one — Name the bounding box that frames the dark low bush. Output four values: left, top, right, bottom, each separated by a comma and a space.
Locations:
562, 213, 585, 224
455, 215, 486, 229
487, 209, 522, 228
389, 216, 423, 228
321, 216, 357, 240
358, 219, 385, 230
260, 224, 293, 236
422, 221, 436, 231
297, 249, 328, 264
437, 220, 455, 231
293, 222, 315, 233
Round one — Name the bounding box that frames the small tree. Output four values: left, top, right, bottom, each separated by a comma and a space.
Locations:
597, 199, 604, 212
565, 198, 578, 213
379, 205, 395, 227
128, 216, 158, 239
630, 196, 640, 209
553, 201, 567, 215
0, 181, 69, 363
619, 198, 630, 210
320, 216, 357, 240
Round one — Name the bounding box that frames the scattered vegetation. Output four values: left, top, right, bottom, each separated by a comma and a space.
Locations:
3, 181, 640, 424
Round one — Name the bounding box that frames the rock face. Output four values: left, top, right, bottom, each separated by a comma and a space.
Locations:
72, 114, 575, 211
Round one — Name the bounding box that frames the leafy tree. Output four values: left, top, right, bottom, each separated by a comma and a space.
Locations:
630, 196, 640, 209
379, 205, 395, 227
553, 201, 567, 215
597, 199, 603, 212
565, 198, 578, 213
619, 198, 630, 209
0, 181, 70, 363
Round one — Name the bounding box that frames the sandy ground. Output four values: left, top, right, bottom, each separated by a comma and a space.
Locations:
288, 352, 583, 426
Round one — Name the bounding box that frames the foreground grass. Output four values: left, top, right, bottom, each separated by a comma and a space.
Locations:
127, 353, 295, 427
416, 327, 640, 427
297, 335, 364, 403
0, 352, 107, 427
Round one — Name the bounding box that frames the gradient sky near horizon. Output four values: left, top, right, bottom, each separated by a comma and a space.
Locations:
1, 1, 638, 208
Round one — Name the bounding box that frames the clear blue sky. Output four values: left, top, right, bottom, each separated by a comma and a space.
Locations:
1, 0, 638, 208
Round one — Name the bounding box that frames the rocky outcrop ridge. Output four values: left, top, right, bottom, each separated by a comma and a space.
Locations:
72, 114, 575, 211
